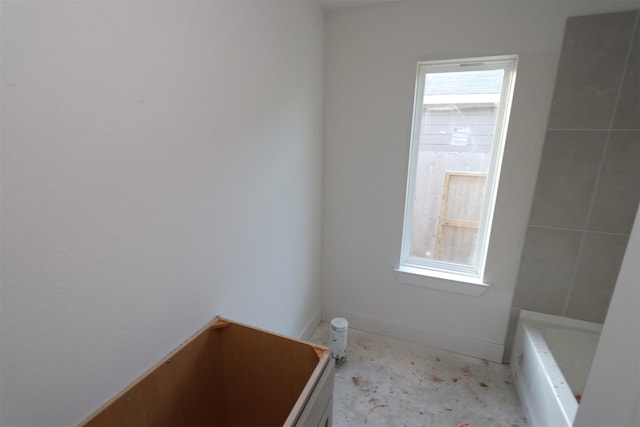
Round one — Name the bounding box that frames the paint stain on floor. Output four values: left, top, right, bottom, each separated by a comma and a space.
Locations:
310, 322, 529, 427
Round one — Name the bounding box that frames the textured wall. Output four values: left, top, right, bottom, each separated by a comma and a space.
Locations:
0, 2, 325, 425
507, 10, 640, 360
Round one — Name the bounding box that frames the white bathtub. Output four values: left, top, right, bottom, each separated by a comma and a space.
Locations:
510, 310, 602, 427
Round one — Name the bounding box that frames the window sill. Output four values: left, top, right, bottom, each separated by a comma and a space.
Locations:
393, 266, 489, 296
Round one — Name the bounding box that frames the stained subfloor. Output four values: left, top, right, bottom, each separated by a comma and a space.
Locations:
309, 322, 528, 427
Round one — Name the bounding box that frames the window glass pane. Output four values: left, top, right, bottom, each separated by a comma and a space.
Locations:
409, 69, 504, 266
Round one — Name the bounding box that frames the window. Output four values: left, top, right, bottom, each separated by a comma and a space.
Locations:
398, 55, 517, 285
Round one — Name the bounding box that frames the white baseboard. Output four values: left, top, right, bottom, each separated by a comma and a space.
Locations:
298, 307, 323, 341
322, 308, 505, 362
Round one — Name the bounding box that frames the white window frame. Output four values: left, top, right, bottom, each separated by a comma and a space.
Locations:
396, 55, 518, 292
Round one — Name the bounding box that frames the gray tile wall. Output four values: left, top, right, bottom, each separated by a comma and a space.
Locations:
505, 10, 640, 361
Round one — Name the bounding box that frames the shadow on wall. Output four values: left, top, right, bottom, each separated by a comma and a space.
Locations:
506, 9, 640, 362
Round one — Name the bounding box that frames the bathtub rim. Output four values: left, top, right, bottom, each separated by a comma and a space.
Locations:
518, 310, 603, 334
511, 310, 603, 427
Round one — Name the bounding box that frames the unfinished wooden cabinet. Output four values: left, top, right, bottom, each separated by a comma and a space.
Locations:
80, 318, 334, 427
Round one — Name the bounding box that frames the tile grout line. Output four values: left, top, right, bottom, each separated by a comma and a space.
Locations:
547, 128, 637, 132
560, 128, 609, 316
527, 224, 629, 237
606, 11, 640, 132
561, 11, 639, 317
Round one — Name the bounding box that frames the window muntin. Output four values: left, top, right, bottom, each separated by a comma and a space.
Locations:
400, 56, 517, 280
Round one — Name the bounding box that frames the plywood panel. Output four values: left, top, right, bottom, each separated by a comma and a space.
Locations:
218, 323, 321, 426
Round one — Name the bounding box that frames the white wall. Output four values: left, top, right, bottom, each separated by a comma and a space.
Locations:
0, 1, 325, 425
574, 203, 640, 427
322, 0, 640, 361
